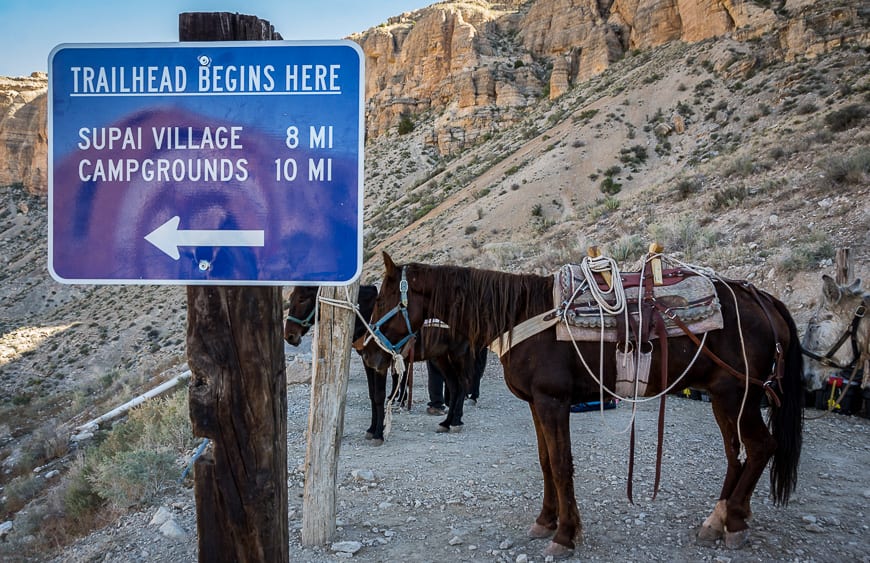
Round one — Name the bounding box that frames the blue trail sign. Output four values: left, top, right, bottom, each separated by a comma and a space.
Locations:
48, 41, 364, 285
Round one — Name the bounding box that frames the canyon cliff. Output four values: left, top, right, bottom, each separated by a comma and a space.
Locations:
1, 0, 866, 194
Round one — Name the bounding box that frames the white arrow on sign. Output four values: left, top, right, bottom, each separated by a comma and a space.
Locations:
145, 216, 265, 260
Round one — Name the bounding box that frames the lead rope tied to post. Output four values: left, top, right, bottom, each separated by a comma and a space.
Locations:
316, 286, 410, 440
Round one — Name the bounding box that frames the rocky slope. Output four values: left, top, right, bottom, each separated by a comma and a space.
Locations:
0, 0, 868, 559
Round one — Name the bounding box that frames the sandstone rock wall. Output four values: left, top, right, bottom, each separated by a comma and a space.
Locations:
1, 1, 867, 192
0, 74, 47, 195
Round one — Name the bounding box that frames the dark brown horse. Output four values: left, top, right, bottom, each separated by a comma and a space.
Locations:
284, 286, 480, 442
361, 253, 804, 558
285, 285, 402, 444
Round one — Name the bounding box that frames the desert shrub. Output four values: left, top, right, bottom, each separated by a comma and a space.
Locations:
674, 176, 703, 200
619, 145, 648, 167
465, 225, 478, 235
648, 215, 718, 260
608, 234, 645, 263
823, 104, 867, 132
89, 448, 177, 509
818, 147, 870, 184
708, 185, 749, 211
3, 474, 43, 513
77, 390, 194, 512
722, 155, 757, 178
599, 177, 622, 195
62, 457, 104, 520
397, 112, 414, 135
777, 235, 835, 274
602, 196, 620, 211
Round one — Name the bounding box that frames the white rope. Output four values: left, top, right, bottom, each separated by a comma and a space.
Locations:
578, 255, 627, 315
644, 255, 751, 461
314, 287, 409, 440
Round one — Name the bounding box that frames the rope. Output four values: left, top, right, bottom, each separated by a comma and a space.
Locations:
315, 287, 411, 441
650, 255, 751, 461
578, 255, 628, 315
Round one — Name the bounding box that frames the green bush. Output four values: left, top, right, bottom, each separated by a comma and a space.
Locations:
777, 236, 835, 274
648, 216, 718, 260
818, 147, 870, 184
824, 104, 867, 132
397, 112, 414, 135
89, 448, 178, 508
609, 234, 645, 263
599, 177, 622, 195
708, 185, 749, 211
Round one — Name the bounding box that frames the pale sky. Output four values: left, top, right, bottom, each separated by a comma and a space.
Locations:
0, 0, 431, 77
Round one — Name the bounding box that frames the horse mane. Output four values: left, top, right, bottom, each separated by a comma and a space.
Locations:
420, 263, 552, 348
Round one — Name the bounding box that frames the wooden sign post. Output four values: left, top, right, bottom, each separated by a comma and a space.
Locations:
180, 13, 288, 563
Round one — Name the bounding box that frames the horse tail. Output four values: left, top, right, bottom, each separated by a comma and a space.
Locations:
767, 297, 804, 506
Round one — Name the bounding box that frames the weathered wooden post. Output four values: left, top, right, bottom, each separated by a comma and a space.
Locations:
180, 13, 288, 563
835, 247, 851, 285
302, 283, 360, 545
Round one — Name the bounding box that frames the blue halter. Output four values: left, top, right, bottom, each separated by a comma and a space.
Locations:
286, 306, 316, 328
369, 268, 417, 353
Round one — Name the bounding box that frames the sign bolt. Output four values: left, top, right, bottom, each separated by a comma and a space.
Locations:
198, 260, 211, 271
198, 55, 211, 66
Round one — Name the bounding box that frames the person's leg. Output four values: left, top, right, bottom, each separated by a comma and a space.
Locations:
427, 360, 446, 413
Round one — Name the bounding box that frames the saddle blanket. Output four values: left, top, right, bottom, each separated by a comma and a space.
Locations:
554, 263, 724, 343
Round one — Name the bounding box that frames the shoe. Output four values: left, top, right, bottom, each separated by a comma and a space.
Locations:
426, 406, 446, 416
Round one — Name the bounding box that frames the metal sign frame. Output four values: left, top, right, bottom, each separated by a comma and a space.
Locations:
48, 41, 364, 285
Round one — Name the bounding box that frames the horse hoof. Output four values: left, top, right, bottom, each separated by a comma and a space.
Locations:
725, 528, 750, 550
435, 424, 450, 433
543, 541, 574, 559
364, 431, 374, 440
697, 524, 723, 544
369, 438, 384, 447
528, 523, 555, 539
448, 424, 464, 433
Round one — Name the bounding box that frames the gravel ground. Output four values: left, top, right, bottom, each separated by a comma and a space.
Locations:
47, 346, 870, 563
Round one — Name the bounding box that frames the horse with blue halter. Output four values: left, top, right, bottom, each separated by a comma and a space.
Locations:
361, 252, 804, 558
285, 285, 403, 444
284, 285, 480, 441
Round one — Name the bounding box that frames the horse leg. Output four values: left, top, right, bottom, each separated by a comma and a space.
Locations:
702, 397, 775, 549
721, 405, 775, 549
365, 366, 387, 445
527, 404, 558, 539
698, 400, 743, 543
530, 401, 582, 557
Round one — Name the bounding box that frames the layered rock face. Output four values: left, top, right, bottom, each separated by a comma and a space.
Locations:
353, 0, 861, 154
1, 1, 867, 193
0, 74, 47, 195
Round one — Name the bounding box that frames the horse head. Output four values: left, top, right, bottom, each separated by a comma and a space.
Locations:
284, 286, 318, 346
801, 275, 869, 391
359, 252, 431, 373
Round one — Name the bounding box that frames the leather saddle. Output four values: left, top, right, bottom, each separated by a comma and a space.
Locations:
554, 264, 723, 343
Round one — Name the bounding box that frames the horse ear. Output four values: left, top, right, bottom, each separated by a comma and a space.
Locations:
821, 274, 841, 304
846, 278, 863, 294
382, 251, 397, 276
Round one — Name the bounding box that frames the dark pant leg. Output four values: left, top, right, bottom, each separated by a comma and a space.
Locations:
427, 360, 445, 408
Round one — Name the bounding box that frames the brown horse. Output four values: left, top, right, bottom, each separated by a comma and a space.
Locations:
361, 252, 804, 558
285, 285, 402, 444
285, 286, 481, 441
